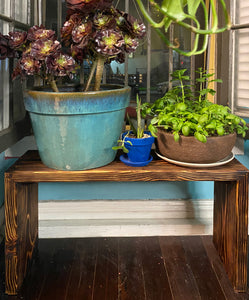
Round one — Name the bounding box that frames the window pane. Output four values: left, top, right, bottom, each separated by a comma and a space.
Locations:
0, 1, 11, 17
233, 0, 249, 112
14, 0, 30, 24
0, 21, 10, 131
45, 0, 58, 34
13, 66, 26, 123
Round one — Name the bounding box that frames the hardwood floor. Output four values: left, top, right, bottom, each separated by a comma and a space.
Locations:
0, 236, 248, 300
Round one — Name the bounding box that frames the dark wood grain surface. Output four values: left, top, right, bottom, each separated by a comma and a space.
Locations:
5, 150, 249, 182
4, 150, 249, 295
1, 237, 248, 300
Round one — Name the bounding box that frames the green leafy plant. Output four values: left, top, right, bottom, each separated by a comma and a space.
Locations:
136, 0, 230, 56
112, 94, 147, 152
142, 68, 248, 143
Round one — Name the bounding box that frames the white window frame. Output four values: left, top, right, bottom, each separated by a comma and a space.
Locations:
229, 0, 249, 117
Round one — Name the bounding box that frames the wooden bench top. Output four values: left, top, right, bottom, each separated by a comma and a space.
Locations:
5, 150, 249, 182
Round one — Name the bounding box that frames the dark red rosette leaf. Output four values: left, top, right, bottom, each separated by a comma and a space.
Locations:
93, 10, 116, 30
46, 52, 77, 77
30, 39, 61, 60
71, 44, 87, 63
61, 13, 82, 46
132, 20, 146, 39
19, 54, 41, 75
0, 34, 16, 59
117, 11, 146, 39
9, 31, 27, 49
124, 35, 138, 53
12, 61, 22, 80
72, 21, 92, 47
95, 29, 124, 56
66, 0, 113, 14
27, 25, 55, 42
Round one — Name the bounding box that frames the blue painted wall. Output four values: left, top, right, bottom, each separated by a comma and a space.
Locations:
39, 181, 214, 200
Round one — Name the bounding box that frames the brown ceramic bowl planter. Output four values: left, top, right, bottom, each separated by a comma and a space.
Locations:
156, 127, 237, 164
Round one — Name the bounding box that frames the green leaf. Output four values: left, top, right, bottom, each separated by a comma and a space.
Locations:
123, 146, 129, 153
127, 113, 137, 137
112, 146, 121, 151
162, 0, 186, 21
173, 132, 180, 142
150, 117, 159, 125
148, 123, 158, 137
195, 132, 207, 143
182, 125, 190, 136
198, 114, 208, 124
216, 126, 224, 136
187, 0, 201, 16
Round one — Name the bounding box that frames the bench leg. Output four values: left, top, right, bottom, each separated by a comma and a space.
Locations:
213, 176, 248, 292
5, 176, 38, 295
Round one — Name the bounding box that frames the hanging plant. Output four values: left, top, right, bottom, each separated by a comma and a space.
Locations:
136, 0, 231, 56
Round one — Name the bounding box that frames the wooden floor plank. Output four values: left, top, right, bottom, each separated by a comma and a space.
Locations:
64, 238, 98, 300
139, 237, 173, 300
181, 236, 227, 300
159, 236, 201, 300
19, 239, 58, 300
92, 238, 119, 300
35, 239, 76, 300
0, 236, 248, 300
201, 236, 248, 300
118, 237, 146, 300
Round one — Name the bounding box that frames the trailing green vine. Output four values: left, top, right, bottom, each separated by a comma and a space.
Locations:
136, 0, 231, 56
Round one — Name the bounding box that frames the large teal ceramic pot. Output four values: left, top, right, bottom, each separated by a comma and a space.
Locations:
24, 84, 130, 170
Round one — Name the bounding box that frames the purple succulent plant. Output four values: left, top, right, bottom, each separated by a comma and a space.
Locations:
9, 31, 27, 50
95, 29, 124, 56
0, 34, 15, 59
46, 53, 76, 78
67, 0, 113, 15
30, 39, 61, 60
0, 0, 146, 92
19, 54, 41, 76
27, 25, 56, 42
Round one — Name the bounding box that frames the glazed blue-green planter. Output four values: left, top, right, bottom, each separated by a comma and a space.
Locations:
24, 85, 130, 170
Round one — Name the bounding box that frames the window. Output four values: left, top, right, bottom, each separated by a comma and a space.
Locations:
0, 0, 41, 153
218, 0, 249, 116
230, 0, 249, 116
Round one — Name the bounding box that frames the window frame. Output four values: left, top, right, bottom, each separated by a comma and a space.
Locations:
0, 1, 42, 153
216, 0, 249, 116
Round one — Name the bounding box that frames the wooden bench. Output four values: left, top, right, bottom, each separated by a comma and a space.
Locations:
4, 150, 249, 295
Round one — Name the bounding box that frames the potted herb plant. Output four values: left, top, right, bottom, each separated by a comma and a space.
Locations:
142, 69, 248, 164
113, 95, 155, 167
0, 0, 145, 170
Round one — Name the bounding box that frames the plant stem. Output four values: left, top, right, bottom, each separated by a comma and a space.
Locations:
50, 79, 59, 92
84, 60, 97, 92
94, 56, 105, 91
180, 75, 185, 103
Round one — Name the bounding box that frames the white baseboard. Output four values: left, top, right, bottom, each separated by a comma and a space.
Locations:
38, 199, 213, 238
